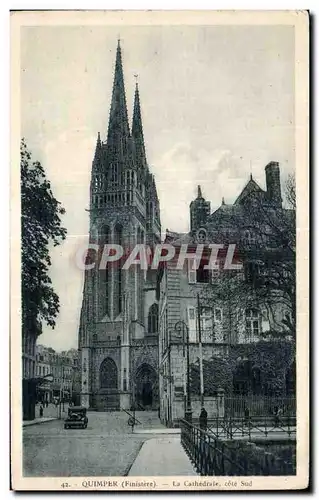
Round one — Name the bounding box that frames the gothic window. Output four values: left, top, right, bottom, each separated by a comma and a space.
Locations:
114, 224, 123, 315
100, 225, 110, 317
148, 303, 158, 334
99, 358, 118, 389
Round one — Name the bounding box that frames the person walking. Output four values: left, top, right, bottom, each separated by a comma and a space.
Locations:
199, 407, 208, 431
274, 406, 282, 427
244, 406, 250, 426
39, 404, 44, 418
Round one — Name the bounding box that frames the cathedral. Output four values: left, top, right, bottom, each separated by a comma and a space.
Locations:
78, 41, 161, 411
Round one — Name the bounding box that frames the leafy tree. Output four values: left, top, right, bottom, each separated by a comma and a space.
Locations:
21, 139, 67, 339
237, 175, 296, 338
190, 356, 233, 395
196, 175, 296, 340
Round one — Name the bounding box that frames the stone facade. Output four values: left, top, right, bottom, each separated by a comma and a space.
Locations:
35, 345, 80, 403
78, 41, 161, 411
159, 163, 294, 425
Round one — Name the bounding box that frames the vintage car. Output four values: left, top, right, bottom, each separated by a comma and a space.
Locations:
64, 406, 88, 429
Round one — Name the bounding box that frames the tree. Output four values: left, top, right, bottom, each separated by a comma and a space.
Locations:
238, 175, 296, 338
21, 139, 67, 338
190, 356, 233, 395
198, 174, 296, 340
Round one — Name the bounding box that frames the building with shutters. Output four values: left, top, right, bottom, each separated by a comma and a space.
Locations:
78, 41, 161, 411
158, 163, 295, 425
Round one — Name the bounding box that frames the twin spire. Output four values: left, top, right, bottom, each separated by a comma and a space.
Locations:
98, 39, 146, 166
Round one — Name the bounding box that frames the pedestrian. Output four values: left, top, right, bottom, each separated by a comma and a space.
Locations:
199, 407, 208, 431
45, 400, 48, 408
244, 406, 250, 426
39, 404, 44, 418
274, 405, 282, 427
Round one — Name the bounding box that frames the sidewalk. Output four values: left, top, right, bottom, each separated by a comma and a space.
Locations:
128, 437, 198, 476
133, 428, 180, 435
23, 417, 58, 427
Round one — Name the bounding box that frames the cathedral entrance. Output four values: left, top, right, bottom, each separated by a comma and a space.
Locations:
134, 364, 158, 410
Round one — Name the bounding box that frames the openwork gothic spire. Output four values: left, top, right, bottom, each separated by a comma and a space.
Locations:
132, 80, 147, 168
107, 40, 131, 150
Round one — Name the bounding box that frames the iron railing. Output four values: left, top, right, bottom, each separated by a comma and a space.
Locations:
224, 396, 296, 417
202, 415, 296, 441
180, 419, 296, 476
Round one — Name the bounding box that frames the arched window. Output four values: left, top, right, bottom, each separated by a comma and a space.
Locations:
148, 303, 158, 334
114, 224, 123, 315
99, 225, 110, 317
100, 358, 118, 389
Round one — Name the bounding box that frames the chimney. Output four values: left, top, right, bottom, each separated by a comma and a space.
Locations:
265, 161, 282, 208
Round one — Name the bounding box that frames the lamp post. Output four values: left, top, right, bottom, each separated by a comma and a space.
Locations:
175, 320, 192, 423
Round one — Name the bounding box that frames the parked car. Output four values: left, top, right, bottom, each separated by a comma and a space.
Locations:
64, 406, 88, 429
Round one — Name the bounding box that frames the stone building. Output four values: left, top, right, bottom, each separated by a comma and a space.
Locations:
78, 41, 161, 411
35, 345, 80, 403
158, 162, 295, 425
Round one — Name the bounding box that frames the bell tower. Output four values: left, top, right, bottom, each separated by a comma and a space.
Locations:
78, 41, 161, 411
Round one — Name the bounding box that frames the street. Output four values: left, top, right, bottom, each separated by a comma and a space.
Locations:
23, 411, 150, 477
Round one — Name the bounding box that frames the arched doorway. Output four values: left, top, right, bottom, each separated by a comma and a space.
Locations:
134, 364, 158, 410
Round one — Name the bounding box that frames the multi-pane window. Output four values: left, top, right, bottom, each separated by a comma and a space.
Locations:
188, 259, 221, 284
196, 261, 210, 283
245, 309, 260, 340
201, 307, 213, 342
188, 259, 210, 284
244, 230, 256, 247
188, 260, 197, 284
187, 306, 197, 342
187, 306, 223, 343
214, 307, 223, 323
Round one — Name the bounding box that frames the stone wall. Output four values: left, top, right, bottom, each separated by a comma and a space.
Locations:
172, 394, 225, 424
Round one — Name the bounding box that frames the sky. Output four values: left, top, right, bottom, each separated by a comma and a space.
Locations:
21, 25, 295, 351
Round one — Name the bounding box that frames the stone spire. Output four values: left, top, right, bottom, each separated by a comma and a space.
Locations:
132, 80, 147, 168
197, 185, 203, 199
93, 132, 102, 161
106, 40, 131, 150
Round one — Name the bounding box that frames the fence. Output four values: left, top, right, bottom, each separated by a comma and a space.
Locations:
180, 419, 296, 476
224, 396, 296, 417
206, 415, 296, 441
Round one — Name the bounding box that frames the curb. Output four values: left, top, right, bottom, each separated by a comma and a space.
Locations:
23, 418, 58, 427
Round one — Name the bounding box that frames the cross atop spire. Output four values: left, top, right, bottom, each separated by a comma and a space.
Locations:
132, 79, 146, 167
106, 40, 131, 149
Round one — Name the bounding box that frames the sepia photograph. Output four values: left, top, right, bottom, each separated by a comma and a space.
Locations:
11, 10, 309, 491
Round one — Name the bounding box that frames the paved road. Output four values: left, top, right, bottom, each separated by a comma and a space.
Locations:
23, 412, 149, 477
